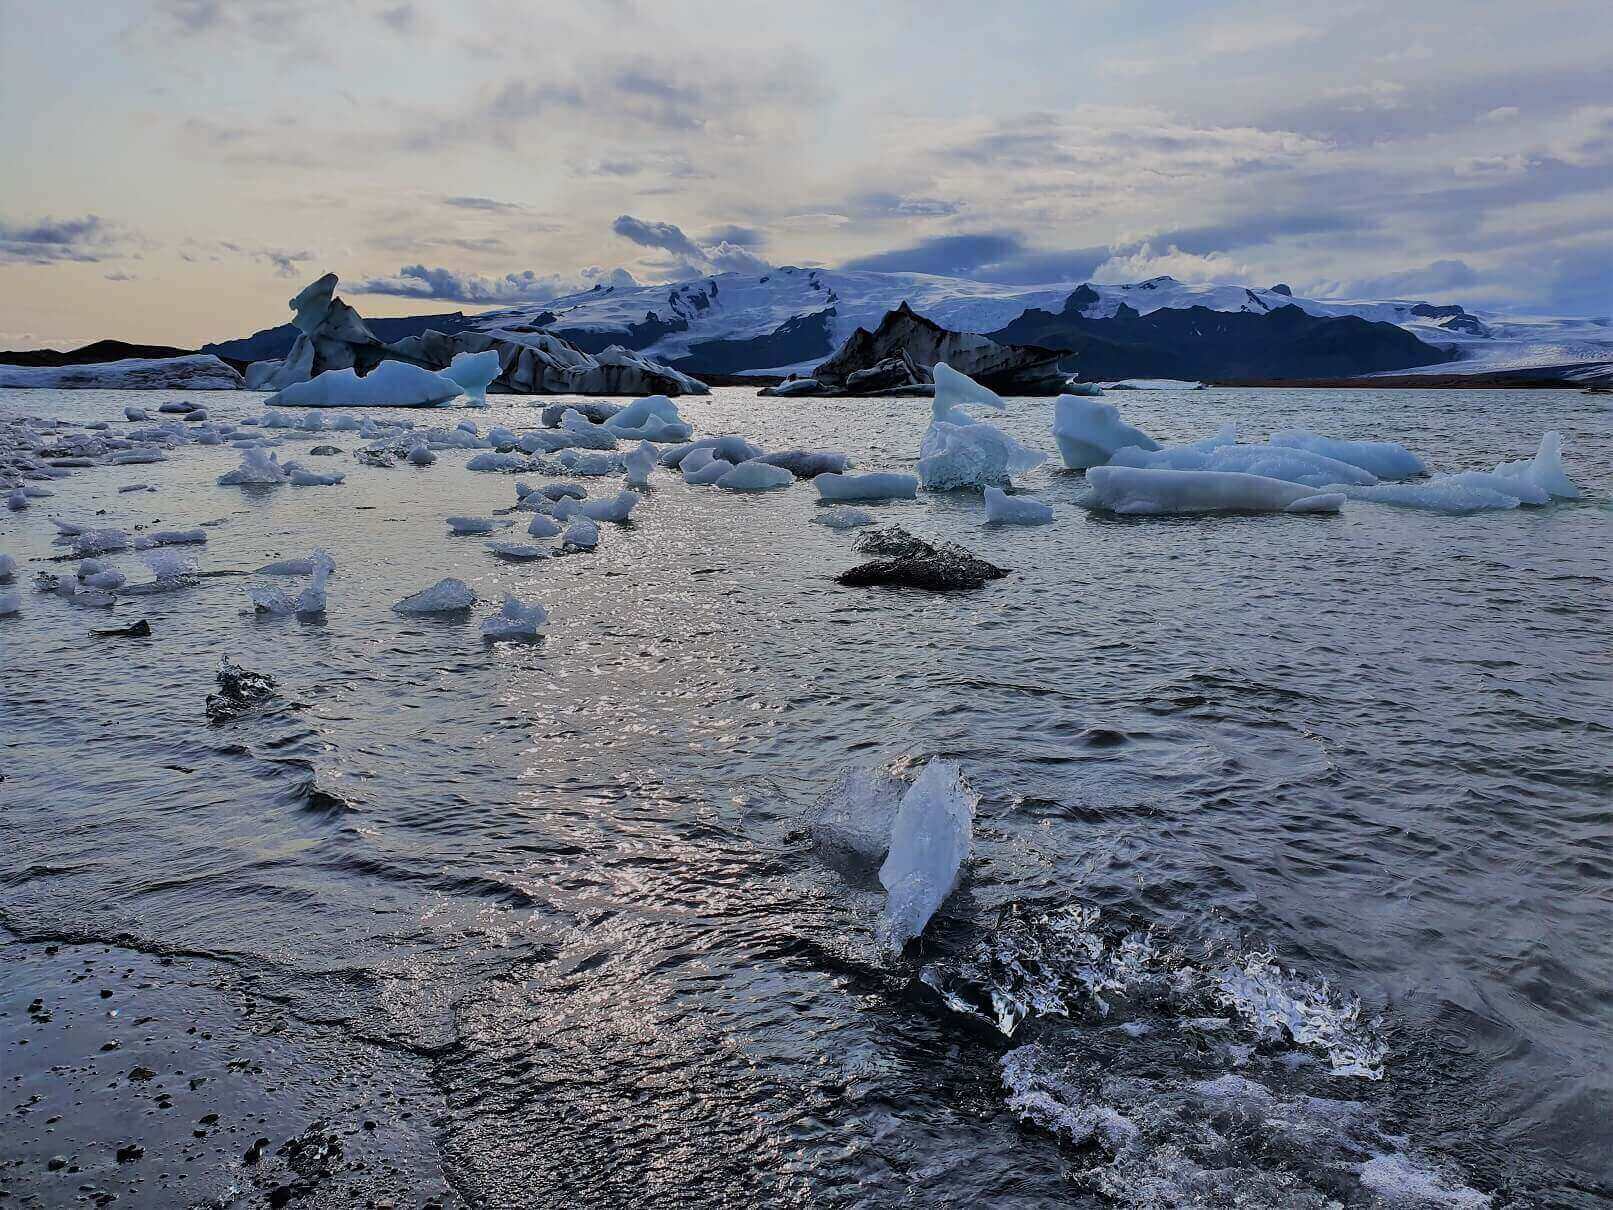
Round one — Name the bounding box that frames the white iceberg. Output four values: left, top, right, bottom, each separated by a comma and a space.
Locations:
265, 361, 461, 408
394, 577, 475, 613
604, 394, 682, 433
815, 471, 918, 502
443, 349, 502, 404
219, 448, 290, 486
623, 441, 658, 487
526, 513, 562, 538
480, 595, 548, 639
563, 517, 600, 550
1269, 429, 1426, 481
684, 457, 734, 486
984, 487, 1054, 525
1110, 438, 1378, 488
1052, 394, 1160, 470
878, 760, 976, 950
0, 590, 20, 615
288, 466, 345, 486
717, 461, 793, 492
918, 364, 1047, 491
1084, 466, 1345, 515
577, 489, 642, 523
1491, 430, 1579, 500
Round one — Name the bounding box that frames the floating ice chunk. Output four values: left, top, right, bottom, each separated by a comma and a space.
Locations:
289, 467, 345, 486
684, 457, 734, 485
84, 569, 127, 591
73, 528, 131, 556
1269, 429, 1426, 480
6, 489, 27, 511
1052, 395, 1160, 470
680, 446, 717, 475
1333, 479, 1523, 513
466, 451, 528, 472
919, 365, 1047, 490
144, 550, 199, 580
1111, 439, 1378, 488
815, 471, 918, 502
812, 507, 876, 529
51, 517, 85, 536
296, 410, 325, 432
1491, 430, 1579, 500
604, 394, 681, 433
486, 425, 520, 447
557, 450, 622, 476
879, 759, 976, 950
457, 419, 479, 435
487, 541, 552, 560
0, 590, 19, 615
443, 349, 501, 404
0, 553, 15, 580
623, 440, 657, 487
408, 442, 436, 466
266, 361, 462, 408
526, 513, 562, 538
108, 448, 166, 465
610, 414, 692, 442
578, 489, 642, 522
1063, 382, 1103, 396
812, 765, 906, 866
984, 487, 1053, 525
124, 406, 149, 421
219, 448, 290, 486
249, 562, 330, 615
446, 516, 510, 535
480, 595, 548, 639
143, 528, 207, 545
563, 517, 599, 550
754, 449, 850, 478
256, 549, 335, 576
394, 577, 475, 613
717, 461, 793, 492
1085, 466, 1344, 515
559, 410, 620, 449
541, 482, 586, 501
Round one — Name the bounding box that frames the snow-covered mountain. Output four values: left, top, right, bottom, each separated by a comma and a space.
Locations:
463, 269, 1613, 381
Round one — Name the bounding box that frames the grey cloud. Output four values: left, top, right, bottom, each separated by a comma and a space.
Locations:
612, 215, 705, 259
0, 215, 130, 265
350, 263, 637, 303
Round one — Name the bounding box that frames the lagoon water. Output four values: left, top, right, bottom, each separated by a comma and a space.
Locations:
1, 385, 1610, 1207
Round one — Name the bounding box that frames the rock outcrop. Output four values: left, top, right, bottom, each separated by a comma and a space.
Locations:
244, 274, 710, 397
764, 302, 1066, 396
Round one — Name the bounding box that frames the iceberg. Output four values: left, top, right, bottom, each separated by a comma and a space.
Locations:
526, 513, 562, 538
811, 507, 876, 529
1334, 479, 1524, 513
481, 595, 548, 640
84, 569, 127, 591
623, 441, 658, 487
446, 516, 509, 535
0, 590, 18, 615
917, 364, 1047, 491
218, 448, 290, 486
1085, 466, 1345, 515
563, 517, 600, 550
753, 449, 851, 478
984, 486, 1054, 525
577, 489, 642, 522
1110, 439, 1378, 488
1052, 395, 1160, 470
408, 442, 437, 466
604, 394, 682, 433
0, 553, 15, 580
487, 541, 552, 560
878, 760, 977, 950
684, 457, 734, 485
255, 549, 335, 576
265, 361, 462, 408
466, 451, 529, 472
0, 354, 242, 391
1269, 430, 1426, 480
248, 562, 330, 615
394, 577, 475, 614
1491, 430, 1579, 500
288, 466, 345, 486
815, 471, 919, 502
716, 461, 793, 492
443, 349, 501, 404
812, 765, 906, 867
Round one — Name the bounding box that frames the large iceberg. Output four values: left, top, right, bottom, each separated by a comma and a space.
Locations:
917, 364, 1047, 491
1335, 432, 1580, 513
1052, 394, 1160, 470
265, 361, 462, 408
1110, 437, 1379, 488
878, 760, 977, 951
1085, 465, 1345, 515
1268, 430, 1426, 480
442, 349, 502, 404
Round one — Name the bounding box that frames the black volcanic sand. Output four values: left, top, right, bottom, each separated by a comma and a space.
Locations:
0, 931, 455, 1208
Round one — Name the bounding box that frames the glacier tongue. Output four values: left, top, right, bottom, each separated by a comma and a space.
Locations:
878, 759, 977, 951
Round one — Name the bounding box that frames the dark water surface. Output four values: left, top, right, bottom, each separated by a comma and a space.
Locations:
1, 386, 1610, 1207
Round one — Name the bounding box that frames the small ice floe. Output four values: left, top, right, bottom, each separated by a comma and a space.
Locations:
683, 456, 733, 485
1268, 429, 1425, 481
6, 488, 28, 511
288, 465, 346, 486
139, 528, 207, 546
0, 590, 20, 615
466, 451, 528, 473
918, 364, 1048, 491
559, 410, 620, 450
407, 442, 437, 466
446, 516, 511, 536
108, 448, 166, 465
557, 450, 622, 476
256, 549, 335, 576
562, 517, 599, 550
812, 506, 876, 529
754, 449, 850, 479
812, 764, 906, 867
576, 489, 641, 522
443, 349, 501, 404
984, 486, 1054, 525
878, 759, 976, 951
1083, 466, 1344, 515
218, 448, 290, 486
51, 517, 85, 536
247, 563, 331, 615
526, 513, 562, 538
487, 541, 552, 561
541, 482, 586, 501
73, 528, 131, 556
717, 461, 792, 492
480, 595, 548, 640
603, 394, 682, 436
815, 471, 919, 502
143, 550, 200, 582
84, 568, 128, 591
1052, 393, 1160, 470
0, 553, 16, 580
393, 577, 475, 614
623, 440, 658, 487
1492, 430, 1579, 499
124, 406, 149, 421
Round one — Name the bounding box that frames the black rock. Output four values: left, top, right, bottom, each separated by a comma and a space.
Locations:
92, 619, 151, 638
307, 444, 342, 456
206, 658, 278, 725
115, 1143, 144, 1163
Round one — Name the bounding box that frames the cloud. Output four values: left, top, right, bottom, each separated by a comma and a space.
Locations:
104, 270, 139, 282
0, 215, 133, 265
701, 224, 765, 248
350, 263, 638, 304
841, 232, 1107, 284
1342, 258, 1480, 298
442, 195, 527, 212
612, 215, 773, 275
1092, 243, 1253, 285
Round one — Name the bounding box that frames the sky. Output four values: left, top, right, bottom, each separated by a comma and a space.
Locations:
1, 0, 1610, 349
